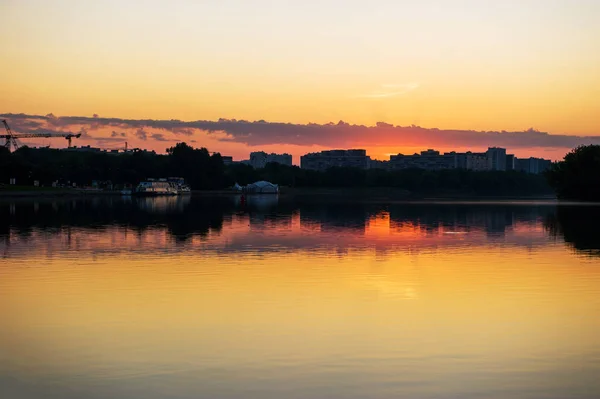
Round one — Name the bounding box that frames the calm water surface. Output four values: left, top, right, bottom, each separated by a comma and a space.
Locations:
1, 196, 600, 399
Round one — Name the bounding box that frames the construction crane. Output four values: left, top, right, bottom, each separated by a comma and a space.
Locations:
1, 119, 81, 151
103, 142, 129, 152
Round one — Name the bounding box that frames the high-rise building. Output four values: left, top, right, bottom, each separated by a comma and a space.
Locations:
369, 159, 390, 170
486, 147, 507, 171
301, 149, 370, 171
464, 152, 489, 171
515, 157, 552, 174
389, 149, 457, 170
249, 152, 293, 168
506, 154, 516, 171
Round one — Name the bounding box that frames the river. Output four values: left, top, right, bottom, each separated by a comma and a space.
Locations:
1, 196, 599, 399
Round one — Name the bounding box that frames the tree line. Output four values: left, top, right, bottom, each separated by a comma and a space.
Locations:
0, 142, 557, 196
544, 145, 600, 201
0, 143, 225, 189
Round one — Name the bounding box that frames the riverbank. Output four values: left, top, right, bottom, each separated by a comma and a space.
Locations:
278, 188, 557, 203
0, 186, 557, 200
0, 187, 122, 197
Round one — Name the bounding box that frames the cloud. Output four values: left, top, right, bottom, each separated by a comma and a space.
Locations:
1, 113, 600, 155
151, 133, 169, 141
95, 136, 127, 142
134, 128, 147, 140
77, 127, 90, 138
111, 131, 127, 138
357, 82, 420, 99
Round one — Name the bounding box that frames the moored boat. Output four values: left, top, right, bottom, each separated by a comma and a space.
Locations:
134, 179, 178, 196
167, 177, 192, 194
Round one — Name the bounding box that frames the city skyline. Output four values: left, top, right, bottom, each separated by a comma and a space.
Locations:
1, 112, 598, 164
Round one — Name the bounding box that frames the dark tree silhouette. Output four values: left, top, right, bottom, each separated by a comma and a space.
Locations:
545, 206, 600, 256
546, 145, 600, 201
0, 144, 552, 196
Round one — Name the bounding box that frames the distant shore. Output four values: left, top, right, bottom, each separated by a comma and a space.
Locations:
0, 186, 557, 201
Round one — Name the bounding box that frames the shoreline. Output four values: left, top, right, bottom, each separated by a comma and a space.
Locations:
0, 187, 557, 201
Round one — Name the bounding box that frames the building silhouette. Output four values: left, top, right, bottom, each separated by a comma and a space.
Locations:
390, 149, 456, 170
222, 156, 233, 165
516, 157, 552, 174
301, 149, 370, 171
486, 147, 507, 171
249, 151, 292, 169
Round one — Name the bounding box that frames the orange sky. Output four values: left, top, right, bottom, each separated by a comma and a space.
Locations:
1, 1, 600, 161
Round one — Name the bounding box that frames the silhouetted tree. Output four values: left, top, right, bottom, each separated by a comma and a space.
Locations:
545, 145, 600, 201
545, 206, 600, 256
0, 144, 553, 196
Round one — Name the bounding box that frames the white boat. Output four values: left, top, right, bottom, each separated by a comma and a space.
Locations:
134, 179, 178, 196
177, 184, 191, 194
167, 177, 191, 194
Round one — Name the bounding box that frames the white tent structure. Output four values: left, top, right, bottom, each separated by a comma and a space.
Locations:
245, 181, 279, 194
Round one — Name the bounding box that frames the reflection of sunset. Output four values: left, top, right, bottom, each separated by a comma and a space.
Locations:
0, 209, 554, 259
2, 241, 599, 379
1, 199, 600, 398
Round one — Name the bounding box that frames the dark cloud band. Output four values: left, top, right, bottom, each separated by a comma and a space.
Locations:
1, 113, 599, 149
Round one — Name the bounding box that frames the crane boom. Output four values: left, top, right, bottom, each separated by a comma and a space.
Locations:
1, 119, 81, 151
0, 133, 81, 139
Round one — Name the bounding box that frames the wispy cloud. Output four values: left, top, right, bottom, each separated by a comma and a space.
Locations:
135, 128, 148, 141
151, 133, 171, 142
111, 131, 127, 138
356, 82, 420, 99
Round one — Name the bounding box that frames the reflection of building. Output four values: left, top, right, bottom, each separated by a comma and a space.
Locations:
386, 204, 546, 238
301, 149, 370, 171
245, 195, 279, 210
484, 210, 514, 237
300, 205, 371, 234
249, 152, 292, 168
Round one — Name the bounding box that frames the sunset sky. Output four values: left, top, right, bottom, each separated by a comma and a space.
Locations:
1, 0, 599, 161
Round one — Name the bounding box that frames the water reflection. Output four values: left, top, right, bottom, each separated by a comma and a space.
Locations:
136, 195, 191, 213
233, 194, 280, 210
0, 197, 599, 257
546, 205, 600, 257
1, 197, 600, 399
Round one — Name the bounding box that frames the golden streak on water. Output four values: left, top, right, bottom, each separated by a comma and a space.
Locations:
0, 197, 599, 399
